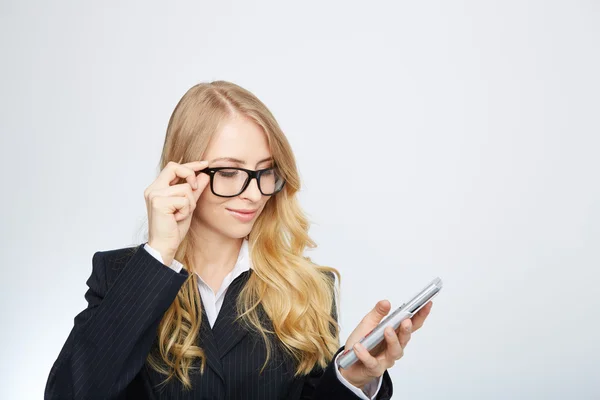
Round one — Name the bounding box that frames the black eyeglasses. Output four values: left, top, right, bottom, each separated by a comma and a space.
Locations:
197, 167, 286, 198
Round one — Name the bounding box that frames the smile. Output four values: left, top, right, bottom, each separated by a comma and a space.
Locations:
226, 208, 257, 222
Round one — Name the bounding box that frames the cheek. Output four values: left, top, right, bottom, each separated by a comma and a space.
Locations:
253, 198, 270, 219
195, 192, 227, 220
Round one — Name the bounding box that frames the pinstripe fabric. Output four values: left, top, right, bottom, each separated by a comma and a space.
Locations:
45, 244, 393, 400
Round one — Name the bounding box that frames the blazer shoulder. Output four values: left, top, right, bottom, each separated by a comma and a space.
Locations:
96, 244, 141, 265
93, 243, 144, 286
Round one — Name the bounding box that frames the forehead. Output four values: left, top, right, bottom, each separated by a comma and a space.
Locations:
204, 115, 272, 164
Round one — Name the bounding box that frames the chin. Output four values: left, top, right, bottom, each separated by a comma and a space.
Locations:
220, 224, 254, 240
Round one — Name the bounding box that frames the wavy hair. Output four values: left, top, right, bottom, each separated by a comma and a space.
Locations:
145, 81, 341, 389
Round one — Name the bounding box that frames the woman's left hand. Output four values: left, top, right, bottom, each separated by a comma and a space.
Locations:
338, 300, 433, 389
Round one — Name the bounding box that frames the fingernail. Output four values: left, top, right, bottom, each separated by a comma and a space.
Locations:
386, 328, 394, 337
354, 343, 362, 352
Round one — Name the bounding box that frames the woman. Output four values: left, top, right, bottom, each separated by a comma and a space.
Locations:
45, 81, 433, 400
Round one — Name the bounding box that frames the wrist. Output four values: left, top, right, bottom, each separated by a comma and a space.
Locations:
147, 241, 175, 266
338, 367, 366, 390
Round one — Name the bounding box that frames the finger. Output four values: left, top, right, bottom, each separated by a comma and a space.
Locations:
178, 160, 211, 188
155, 161, 208, 189
147, 183, 196, 213
377, 326, 402, 367
362, 300, 392, 326
168, 161, 210, 188
153, 183, 196, 201
353, 342, 380, 373
397, 319, 412, 348
152, 196, 190, 219
174, 205, 191, 221
411, 301, 433, 332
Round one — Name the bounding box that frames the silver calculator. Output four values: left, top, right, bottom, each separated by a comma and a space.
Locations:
337, 277, 443, 369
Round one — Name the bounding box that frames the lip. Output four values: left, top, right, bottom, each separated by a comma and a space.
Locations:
227, 208, 258, 214
226, 208, 258, 222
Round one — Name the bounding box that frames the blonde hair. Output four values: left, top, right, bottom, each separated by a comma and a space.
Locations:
146, 81, 341, 389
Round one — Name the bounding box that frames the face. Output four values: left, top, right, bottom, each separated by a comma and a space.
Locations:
193, 114, 275, 240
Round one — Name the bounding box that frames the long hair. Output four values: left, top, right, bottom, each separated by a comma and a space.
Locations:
145, 81, 341, 389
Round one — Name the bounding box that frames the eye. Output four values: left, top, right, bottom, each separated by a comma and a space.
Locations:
216, 169, 239, 178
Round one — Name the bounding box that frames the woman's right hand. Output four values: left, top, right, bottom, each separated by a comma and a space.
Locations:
144, 160, 210, 265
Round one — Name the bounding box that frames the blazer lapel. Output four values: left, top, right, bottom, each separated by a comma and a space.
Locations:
198, 299, 226, 384
212, 269, 252, 359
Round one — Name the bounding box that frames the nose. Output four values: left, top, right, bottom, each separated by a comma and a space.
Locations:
240, 177, 262, 202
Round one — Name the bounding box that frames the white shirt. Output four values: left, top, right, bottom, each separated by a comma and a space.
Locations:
144, 241, 383, 399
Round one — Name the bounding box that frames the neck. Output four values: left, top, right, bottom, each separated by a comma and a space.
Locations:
188, 223, 244, 280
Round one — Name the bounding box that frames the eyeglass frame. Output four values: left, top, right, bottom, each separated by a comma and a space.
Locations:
196, 166, 286, 198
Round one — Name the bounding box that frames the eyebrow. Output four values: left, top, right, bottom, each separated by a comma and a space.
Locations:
210, 156, 273, 165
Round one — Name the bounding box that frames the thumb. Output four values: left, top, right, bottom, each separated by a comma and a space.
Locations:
363, 300, 391, 326
193, 173, 210, 200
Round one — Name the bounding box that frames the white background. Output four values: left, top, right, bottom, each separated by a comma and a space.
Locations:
1, 1, 599, 399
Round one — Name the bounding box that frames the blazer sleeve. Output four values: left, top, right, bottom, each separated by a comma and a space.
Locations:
44, 245, 189, 400
299, 272, 394, 400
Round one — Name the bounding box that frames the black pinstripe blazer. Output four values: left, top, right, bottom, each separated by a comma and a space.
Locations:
45, 243, 393, 399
